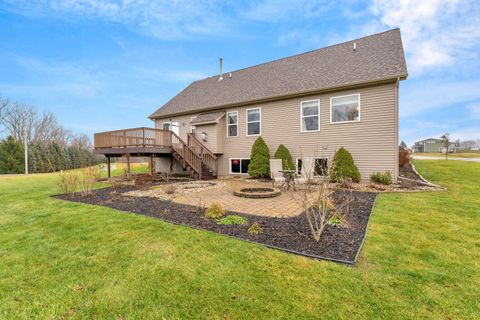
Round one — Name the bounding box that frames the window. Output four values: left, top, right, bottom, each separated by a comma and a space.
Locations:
190, 116, 196, 133
301, 100, 320, 132
227, 111, 238, 137
314, 158, 328, 176
246, 108, 261, 136
162, 121, 179, 135
230, 158, 250, 174
331, 94, 360, 123
297, 159, 302, 175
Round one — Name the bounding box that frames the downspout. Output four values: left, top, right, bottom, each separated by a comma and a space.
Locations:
394, 77, 400, 182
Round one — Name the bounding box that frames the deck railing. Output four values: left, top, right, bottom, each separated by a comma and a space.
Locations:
94, 127, 172, 149
187, 133, 218, 176
94, 127, 214, 179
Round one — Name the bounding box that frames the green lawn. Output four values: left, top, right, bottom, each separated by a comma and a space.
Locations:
98, 162, 150, 178
0, 160, 479, 319
418, 152, 480, 158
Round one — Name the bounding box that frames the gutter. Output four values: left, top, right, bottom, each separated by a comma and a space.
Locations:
149, 75, 408, 120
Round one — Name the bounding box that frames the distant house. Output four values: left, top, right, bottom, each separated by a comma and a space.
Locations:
94, 29, 408, 181
412, 138, 459, 153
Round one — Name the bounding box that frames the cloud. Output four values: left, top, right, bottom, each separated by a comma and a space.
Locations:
369, 0, 480, 74
2, 0, 229, 39
243, 0, 332, 22
466, 103, 480, 118
400, 79, 480, 118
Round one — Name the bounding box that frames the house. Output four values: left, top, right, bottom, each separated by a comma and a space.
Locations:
94, 28, 408, 181
412, 138, 444, 153
412, 138, 459, 153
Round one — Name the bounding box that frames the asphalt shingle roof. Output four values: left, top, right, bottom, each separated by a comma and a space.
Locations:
150, 29, 407, 119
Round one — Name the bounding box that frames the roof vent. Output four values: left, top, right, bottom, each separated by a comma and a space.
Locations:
229, 72, 232, 79
353, 42, 357, 51
218, 58, 223, 81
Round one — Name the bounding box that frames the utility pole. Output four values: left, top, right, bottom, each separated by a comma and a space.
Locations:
24, 122, 28, 175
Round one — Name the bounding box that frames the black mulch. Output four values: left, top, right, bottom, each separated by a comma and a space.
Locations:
55, 187, 377, 264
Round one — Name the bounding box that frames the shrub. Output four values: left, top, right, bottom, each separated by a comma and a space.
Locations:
327, 215, 342, 226
399, 149, 410, 167
216, 215, 248, 225
164, 184, 176, 194
58, 170, 79, 195
78, 166, 99, 196
204, 202, 225, 219
331, 147, 361, 183
248, 222, 263, 235
274, 144, 295, 170
370, 171, 392, 185
248, 137, 270, 178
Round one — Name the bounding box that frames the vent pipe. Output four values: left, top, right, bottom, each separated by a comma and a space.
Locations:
353, 42, 357, 51
218, 58, 223, 81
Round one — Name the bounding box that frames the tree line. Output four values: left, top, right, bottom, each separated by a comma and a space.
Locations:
0, 96, 97, 174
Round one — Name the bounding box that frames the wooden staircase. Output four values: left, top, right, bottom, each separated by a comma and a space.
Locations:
170, 132, 218, 180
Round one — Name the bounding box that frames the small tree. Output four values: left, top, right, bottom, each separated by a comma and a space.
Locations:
0, 136, 24, 174
274, 144, 295, 170
248, 137, 270, 178
399, 141, 407, 150
441, 133, 450, 160
331, 147, 361, 183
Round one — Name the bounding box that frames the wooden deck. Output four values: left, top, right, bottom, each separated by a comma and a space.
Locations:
94, 127, 218, 180
94, 127, 173, 156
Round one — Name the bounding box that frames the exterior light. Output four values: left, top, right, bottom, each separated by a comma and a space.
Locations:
202, 132, 208, 142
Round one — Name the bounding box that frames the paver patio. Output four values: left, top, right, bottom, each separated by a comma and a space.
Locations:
173, 178, 308, 217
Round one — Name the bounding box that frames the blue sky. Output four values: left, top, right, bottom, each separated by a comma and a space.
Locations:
0, 0, 479, 146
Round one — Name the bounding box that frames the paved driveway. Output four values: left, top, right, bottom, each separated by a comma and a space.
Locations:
413, 156, 480, 163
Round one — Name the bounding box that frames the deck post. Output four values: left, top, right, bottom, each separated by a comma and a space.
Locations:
150, 155, 155, 175
107, 155, 111, 178
126, 154, 131, 180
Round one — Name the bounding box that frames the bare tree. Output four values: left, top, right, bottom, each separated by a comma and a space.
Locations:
440, 133, 450, 160
0, 101, 73, 145
0, 97, 10, 131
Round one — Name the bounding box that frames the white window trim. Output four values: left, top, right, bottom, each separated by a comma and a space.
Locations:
229, 158, 250, 175
246, 107, 261, 137
162, 121, 179, 135
330, 93, 361, 124
190, 116, 197, 133
161, 121, 170, 130
300, 99, 320, 133
226, 111, 239, 138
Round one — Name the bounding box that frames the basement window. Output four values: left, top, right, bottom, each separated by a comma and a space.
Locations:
314, 158, 328, 176
331, 94, 360, 123
230, 158, 250, 174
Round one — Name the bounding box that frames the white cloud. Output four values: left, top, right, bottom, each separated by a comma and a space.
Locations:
243, 0, 332, 22
3, 0, 229, 39
400, 79, 480, 118
466, 103, 480, 118
369, 0, 480, 74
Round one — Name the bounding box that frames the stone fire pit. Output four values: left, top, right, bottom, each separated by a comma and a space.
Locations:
233, 187, 281, 199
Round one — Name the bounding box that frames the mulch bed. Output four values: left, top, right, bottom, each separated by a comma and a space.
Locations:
55, 187, 377, 264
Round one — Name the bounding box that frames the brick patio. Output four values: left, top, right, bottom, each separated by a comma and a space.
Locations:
172, 178, 308, 217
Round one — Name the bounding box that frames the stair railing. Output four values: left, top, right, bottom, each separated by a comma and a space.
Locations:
170, 131, 203, 179
187, 133, 218, 176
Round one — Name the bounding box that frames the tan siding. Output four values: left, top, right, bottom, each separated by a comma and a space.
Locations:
157, 82, 398, 181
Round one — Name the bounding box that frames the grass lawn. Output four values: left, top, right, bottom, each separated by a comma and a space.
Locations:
0, 160, 479, 319
418, 152, 480, 158
98, 162, 150, 179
